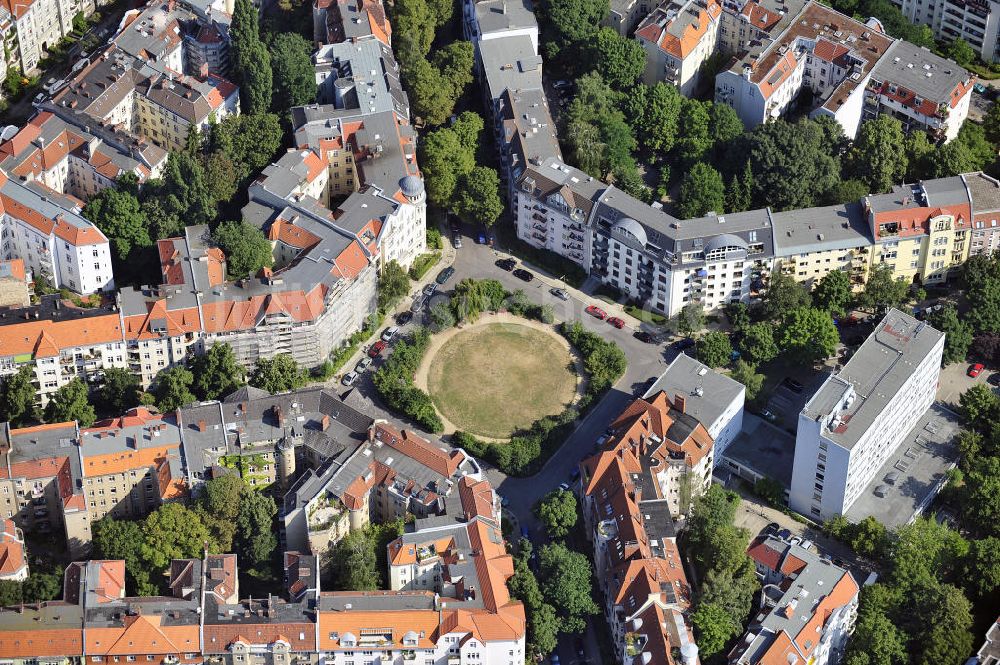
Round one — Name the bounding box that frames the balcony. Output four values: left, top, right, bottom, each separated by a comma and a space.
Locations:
532, 232, 547, 242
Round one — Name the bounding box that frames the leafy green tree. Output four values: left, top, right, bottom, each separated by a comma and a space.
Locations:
0, 580, 21, 606
210, 114, 284, 178
407, 58, 452, 126
686, 484, 740, 572
538, 542, 599, 633
985, 99, 1000, 145
429, 300, 456, 331
45, 378, 95, 426
154, 366, 197, 413
730, 360, 764, 402
928, 305, 972, 365
93, 517, 151, 594
230, 0, 272, 115
696, 331, 733, 368
535, 489, 577, 538
904, 129, 936, 181
433, 40, 474, 101
99, 367, 141, 415
155, 153, 217, 228
964, 456, 1000, 538
913, 583, 974, 665
726, 160, 752, 213
890, 517, 968, 591
633, 83, 681, 153
268, 32, 316, 114
392, 0, 435, 61
966, 536, 1000, 597
675, 302, 705, 335
456, 166, 503, 226
328, 529, 380, 590
698, 561, 758, 637
595, 28, 645, 89
945, 37, 976, 66
760, 270, 810, 321
201, 152, 239, 205
812, 269, 853, 315
739, 322, 778, 366
709, 102, 744, 147
960, 383, 1000, 424
850, 117, 907, 194
858, 263, 909, 313
826, 178, 872, 205
739, 118, 841, 210
928, 138, 977, 178
843, 603, 907, 665
675, 98, 712, 165
0, 366, 37, 426
190, 343, 245, 401
850, 516, 889, 558
725, 302, 750, 332
22, 571, 61, 603
691, 602, 736, 658
547, 0, 609, 44
249, 354, 307, 393
677, 163, 725, 218
419, 113, 481, 206
82, 189, 151, 260
140, 503, 214, 570
378, 260, 411, 312
778, 307, 839, 363
212, 220, 273, 278
236, 488, 277, 566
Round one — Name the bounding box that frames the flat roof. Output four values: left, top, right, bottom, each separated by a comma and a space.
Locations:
721, 414, 797, 489
474, 0, 537, 34
963, 172, 1000, 215
844, 402, 958, 526
872, 40, 970, 104
771, 201, 872, 255
801, 308, 944, 450
478, 34, 543, 102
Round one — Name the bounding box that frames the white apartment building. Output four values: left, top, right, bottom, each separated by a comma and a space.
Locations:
892, 0, 1000, 63
635, 0, 722, 96
789, 309, 944, 520
462, 0, 539, 70
0, 0, 96, 75
0, 172, 114, 294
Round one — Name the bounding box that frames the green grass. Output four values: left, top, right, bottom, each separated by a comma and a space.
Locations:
408, 252, 441, 280
624, 304, 667, 326
427, 323, 576, 438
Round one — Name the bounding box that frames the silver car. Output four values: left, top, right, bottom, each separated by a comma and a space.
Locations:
355, 357, 373, 373
342, 371, 358, 386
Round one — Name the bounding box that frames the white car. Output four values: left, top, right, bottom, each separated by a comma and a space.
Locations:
382, 326, 399, 342
342, 371, 358, 386
355, 357, 373, 373
558, 482, 570, 492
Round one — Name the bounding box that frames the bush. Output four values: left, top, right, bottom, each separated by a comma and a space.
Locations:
372, 327, 443, 432
408, 252, 441, 280
560, 321, 627, 395
426, 227, 443, 250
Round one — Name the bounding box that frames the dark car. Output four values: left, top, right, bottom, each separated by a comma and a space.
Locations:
496, 257, 516, 271
763, 522, 780, 536
672, 337, 695, 351
574, 638, 586, 658
513, 268, 534, 282
782, 377, 805, 393
777, 528, 792, 541
435, 267, 455, 285
634, 331, 656, 344
395, 310, 414, 325
521, 526, 530, 539
989, 373, 1000, 387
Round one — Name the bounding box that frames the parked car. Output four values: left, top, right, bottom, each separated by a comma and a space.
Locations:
521, 526, 530, 539
969, 363, 986, 378
989, 373, 1000, 386
435, 267, 455, 284
452, 233, 462, 248
410, 296, 426, 312
382, 326, 399, 342
499, 495, 510, 507
558, 482, 570, 492
395, 310, 413, 325
762, 522, 780, 536
496, 257, 516, 271
777, 528, 792, 541
513, 268, 534, 282
368, 340, 387, 358
553, 80, 570, 89
550, 287, 570, 301
672, 337, 695, 351
342, 371, 358, 386
422, 283, 438, 297
549, 654, 560, 665
355, 357, 373, 373
607, 316, 625, 329
799, 538, 814, 551
585, 305, 607, 319
634, 331, 656, 343
782, 377, 805, 393
760, 409, 777, 422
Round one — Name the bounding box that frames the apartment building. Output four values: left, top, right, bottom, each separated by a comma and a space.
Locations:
730, 536, 860, 665
635, 0, 722, 95
462, 0, 539, 71
0, 0, 96, 75
494, 87, 561, 207
579, 408, 699, 665
283, 419, 482, 555
313, 0, 392, 44
0, 519, 27, 581
964, 171, 1000, 256
714, 1, 974, 140
50, 44, 240, 154
892, 0, 1000, 63
789, 309, 944, 520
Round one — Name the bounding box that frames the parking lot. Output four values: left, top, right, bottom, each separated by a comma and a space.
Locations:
937, 357, 997, 408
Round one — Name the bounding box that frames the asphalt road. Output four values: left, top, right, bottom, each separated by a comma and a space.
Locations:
335, 228, 674, 665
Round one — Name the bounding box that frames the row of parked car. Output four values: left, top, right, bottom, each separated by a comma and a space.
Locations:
341, 326, 402, 386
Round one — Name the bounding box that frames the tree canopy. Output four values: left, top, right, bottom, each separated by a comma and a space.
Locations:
535, 489, 578, 538
537, 542, 599, 633
212, 220, 274, 279
249, 354, 308, 393
268, 32, 316, 114
778, 307, 840, 363
45, 378, 95, 427
696, 331, 733, 368
190, 343, 245, 401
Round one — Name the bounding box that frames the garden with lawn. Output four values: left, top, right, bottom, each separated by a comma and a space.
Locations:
424, 322, 577, 439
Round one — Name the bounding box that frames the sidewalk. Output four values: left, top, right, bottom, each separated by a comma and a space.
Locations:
324, 234, 459, 385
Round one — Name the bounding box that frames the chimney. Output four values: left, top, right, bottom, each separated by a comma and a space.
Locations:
275, 406, 284, 427
197, 420, 206, 432
674, 394, 686, 413
321, 414, 330, 431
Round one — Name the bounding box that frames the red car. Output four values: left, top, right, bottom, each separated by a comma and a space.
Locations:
969, 363, 985, 378
585, 305, 607, 320
368, 340, 387, 358
607, 316, 625, 329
